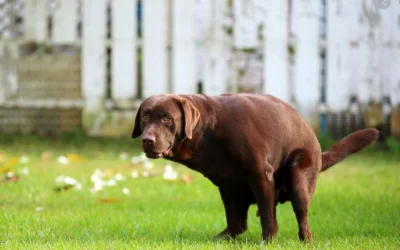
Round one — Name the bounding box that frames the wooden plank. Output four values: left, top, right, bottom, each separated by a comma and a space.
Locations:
0, 42, 5, 104
358, 0, 381, 104
326, 0, 352, 111
380, 3, 394, 100
348, 0, 362, 97
233, 0, 258, 49
203, 0, 230, 95
142, 0, 169, 98
111, 0, 136, 104
291, 0, 320, 123
52, 0, 78, 44
262, 0, 289, 103
391, 3, 400, 106
172, 0, 196, 94
23, 0, 48, 42
82, 0, 107, 113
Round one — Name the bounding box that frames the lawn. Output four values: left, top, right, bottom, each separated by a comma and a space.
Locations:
0, 135, 399, 249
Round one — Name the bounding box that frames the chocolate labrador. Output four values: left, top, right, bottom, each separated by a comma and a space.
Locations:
132, 94, 378, 243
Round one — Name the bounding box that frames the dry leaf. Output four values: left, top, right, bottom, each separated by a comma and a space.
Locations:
67, 154, 82, 162
181, 174, 193, 184
41, 151, 53, 161
96, 198, 125, 204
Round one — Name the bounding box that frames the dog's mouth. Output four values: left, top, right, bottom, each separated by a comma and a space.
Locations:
145, 145, 171, 159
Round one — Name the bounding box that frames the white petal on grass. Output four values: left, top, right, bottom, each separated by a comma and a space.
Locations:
19, 167, 29, 175
55, 175, 65, 183
6, 172, 15, 179
91, 169, 103, 183
131, 156, 141, 164
113, 173, 126, 181
36, 207, 44, 212
131, 171, 139, 179
74, 182, 83, 191
102, 179, 117, 186
142, 171, 150, 178
119, 152, 129, 160
139, 153, 146, 161
57, 156, 70, 165
143, 160, 154, 170
163, 165, 178, 180
90, 182, 103, 193
122, 188, 130, 195
63, 176, 78, 186
19, 156, 29, 164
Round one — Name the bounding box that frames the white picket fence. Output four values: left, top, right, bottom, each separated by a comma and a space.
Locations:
0, 0, 399, 133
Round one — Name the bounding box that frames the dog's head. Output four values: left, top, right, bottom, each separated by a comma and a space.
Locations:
132, 95, 200, 159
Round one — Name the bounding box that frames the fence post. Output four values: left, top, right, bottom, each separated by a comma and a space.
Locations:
326, 0, 352, 112
142, 0, 169, 98
262, 0, 289, 103
203, 0, 231, 95
23, 0, 47, 42
357, 1, 381, 105
52, 0, 78, 44
111, 0, 136, 106
172, 0, 196, 94
233, 0, 258, 49
82, 0, 107, 117
291, 0, 321, 127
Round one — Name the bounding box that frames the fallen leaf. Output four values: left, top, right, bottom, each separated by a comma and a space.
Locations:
4, 158, 18, 168
54, 185, 74, 192
2, 172, 19, 182
41, 151, 53, 161
67, 154, 82, 162
96, 198, 125, 204
181, 174, 193, 184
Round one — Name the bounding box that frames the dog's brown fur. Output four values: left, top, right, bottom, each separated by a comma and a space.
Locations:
132, 93, 379, 243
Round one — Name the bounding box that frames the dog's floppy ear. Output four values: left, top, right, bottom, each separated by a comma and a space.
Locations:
180, 98, 200, 140
132, 105, 142, 138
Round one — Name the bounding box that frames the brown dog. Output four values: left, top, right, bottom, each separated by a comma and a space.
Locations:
132, 93, 378, 243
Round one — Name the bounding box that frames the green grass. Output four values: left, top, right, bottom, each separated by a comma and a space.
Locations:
0, 135, 399, 249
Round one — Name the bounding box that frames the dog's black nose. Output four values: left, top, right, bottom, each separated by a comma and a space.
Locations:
142, 135, 155, 146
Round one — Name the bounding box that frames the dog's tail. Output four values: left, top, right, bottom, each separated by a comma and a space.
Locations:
320, 128, 379, 172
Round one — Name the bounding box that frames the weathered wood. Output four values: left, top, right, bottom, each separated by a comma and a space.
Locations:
23, 0, 47, 42
202, 0, 230, 95
111, 0, 136, 105
52, 0, 78, 44
387, 3, 400, 107
292, 0, 320, 124
348, 0, 362, 97
358, 0, 381, 104
233, 0, 258, 49
172, 0, 196, 94
262, 0, 289, 103
82, 0, 107, 113
142, 0, 169, 97
326, 0, 352, 111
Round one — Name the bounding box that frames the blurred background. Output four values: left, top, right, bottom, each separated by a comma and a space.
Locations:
0, 0, 399, 142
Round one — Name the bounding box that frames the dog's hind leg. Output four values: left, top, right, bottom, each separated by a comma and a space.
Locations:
290, 165, 316, 243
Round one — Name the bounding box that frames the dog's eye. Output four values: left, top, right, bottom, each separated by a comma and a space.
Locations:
161, 116, 171, 122
141, 114, 149, 120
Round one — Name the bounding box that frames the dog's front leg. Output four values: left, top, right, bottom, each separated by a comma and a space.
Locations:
216, 188, 253, 239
